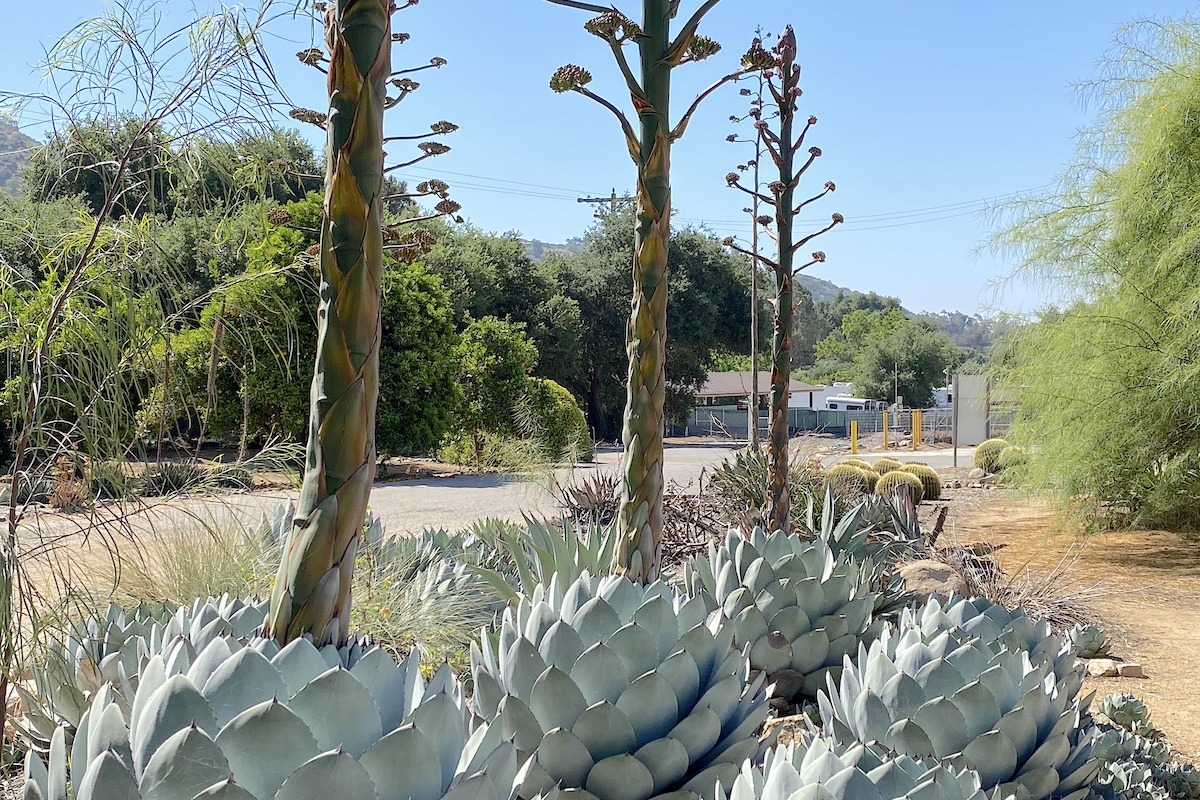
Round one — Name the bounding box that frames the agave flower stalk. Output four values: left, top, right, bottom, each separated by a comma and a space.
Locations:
268, 0, 457, 647
724, 27, 842, 534
547, 0, 764, 581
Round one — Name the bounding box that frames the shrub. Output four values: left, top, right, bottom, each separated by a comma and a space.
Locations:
88, 461, 131, 500
900, 462, 942, 500
135, 461, 206, 496
873, 457, 904, 474
519, 377, 593, 463
876, 469, 925, 503
974, 437, 1009, 473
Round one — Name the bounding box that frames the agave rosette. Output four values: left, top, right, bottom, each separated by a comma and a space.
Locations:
725, 736, 998, 800
1066, 624, 1111, 659
18, 594, 269, 750
23, 636, 517, 800
471, 572, 771, 800
683, 528, 878, 702
818, 621, 1098, 800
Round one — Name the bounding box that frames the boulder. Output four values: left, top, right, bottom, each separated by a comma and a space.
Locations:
1086, 658, 1119, 677
1117, 662, 1146, 678
898, 560, 970, 604
968, 468, 987, 480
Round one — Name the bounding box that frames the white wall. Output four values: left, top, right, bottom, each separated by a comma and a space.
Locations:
954, 374, 989, 446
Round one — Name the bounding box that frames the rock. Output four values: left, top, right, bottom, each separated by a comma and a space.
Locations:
1086, 658, 1119, 677
898, 560, 970, 604
1117, 662, 1145, 678
952, 480, 963, 489
968, 468, 986, 480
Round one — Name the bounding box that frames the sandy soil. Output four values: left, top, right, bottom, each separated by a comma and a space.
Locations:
948, 497, 1200, 761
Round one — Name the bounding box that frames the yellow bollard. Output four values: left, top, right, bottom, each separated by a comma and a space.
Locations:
912, 410, 922, 450
850, 419, 858, 454
882, 411, 889, 450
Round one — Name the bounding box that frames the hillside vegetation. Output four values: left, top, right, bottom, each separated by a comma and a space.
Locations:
0, 121, 37, 196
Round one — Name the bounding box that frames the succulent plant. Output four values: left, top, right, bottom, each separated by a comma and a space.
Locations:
1099, 694, 1156, 737
724, 736, 995, 800
841, 458, 874, 471
683, 528, 879, 703
17, 594, 270, 751
1068, 624, 1112, 659
471, 518, 621, 603
855, 467, 881, 494
997, 446, 1027, 471
23, 636, 519, 800
973, 439, 1010, 474
875, 470, 925, 503
818, 620, 1099, 800
826, 463, 871, 497
470, 572, 771, 800
904, 595, 1079, 684
899, 463, 943, 501
873, 458, 904, 475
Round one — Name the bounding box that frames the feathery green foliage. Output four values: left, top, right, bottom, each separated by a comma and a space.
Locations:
992, 18, 1200, 529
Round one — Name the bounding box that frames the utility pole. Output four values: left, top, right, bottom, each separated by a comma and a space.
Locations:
577, 188, 628, 217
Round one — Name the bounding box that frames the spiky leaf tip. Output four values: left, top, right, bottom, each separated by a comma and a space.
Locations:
550, 64, 593, 93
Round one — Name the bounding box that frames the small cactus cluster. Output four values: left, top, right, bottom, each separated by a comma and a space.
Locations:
875, 469, 925, 503
899, 462, 942, 501
974, 438, 1010, 473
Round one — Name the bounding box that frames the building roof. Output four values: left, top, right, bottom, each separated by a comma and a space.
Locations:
697, 371, 823, 398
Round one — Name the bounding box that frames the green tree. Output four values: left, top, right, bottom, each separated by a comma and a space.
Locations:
377, 263, 460, 456
452, 316, 538, 456
993, 17, 1200, 530
853, 320, 960, 408
548, 208, 754, 441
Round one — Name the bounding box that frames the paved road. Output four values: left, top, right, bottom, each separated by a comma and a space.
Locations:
19, 442, 977, 543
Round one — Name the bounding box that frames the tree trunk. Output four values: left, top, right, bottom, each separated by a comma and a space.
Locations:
615, 0, 671, 582
267, 0, 389, 647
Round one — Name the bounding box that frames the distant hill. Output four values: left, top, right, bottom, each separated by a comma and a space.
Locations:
0, 121, 38, 197
523, 238, 584, 261
795, 273, 847, 304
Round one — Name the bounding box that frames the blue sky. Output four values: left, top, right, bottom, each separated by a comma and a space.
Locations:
2, 1, 1190, 313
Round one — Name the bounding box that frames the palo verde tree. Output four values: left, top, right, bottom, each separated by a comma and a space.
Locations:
993, 17, 1200, 531
266, 0, 460, 647
546, 0, 765, 581
724, 27, 842, 534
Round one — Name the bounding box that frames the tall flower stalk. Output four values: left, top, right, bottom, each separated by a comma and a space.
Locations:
268, 0, 457, 646
725, 27, 842, 534
546, 0, 763, 580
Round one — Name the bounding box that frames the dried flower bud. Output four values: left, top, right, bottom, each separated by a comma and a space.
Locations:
550, 64, 593, 93
405, 227, 438, 250
808, 115, 818, 125
391, 78, 420, 93
685, 35, 721, 62
741, 38, 777, 71
392, 32, 411, 43
742, 207, 753, 214
313, 2, 326, 10
748, 106, 761, 118
725, 172, 740, 186
722, 237, 736, 247
584, 11, 641, 40
739, 88, 752, 96
726, 134, 737, 142
754, 120, 769, 131
812, 251, 826, 262
763, 70, 775, 80
809, 147, 823, 157
790, 86, 802, 98
768, 181, 786, 195
832, 213, 844, 223
435, 199, 462, 216
756, 215, 773, 226
418, 142, 451, 156
267, 208, 293, 226
824, 181, 836, 192
430, 120, 458, 135
729, 115, 739, 123
289, 107, 327, 127
296, 48, 324, 66
304, 244, 321, 257
417, 179, 450, 196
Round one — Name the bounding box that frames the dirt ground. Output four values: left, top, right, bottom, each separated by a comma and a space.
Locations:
944, 493, 1200, 762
